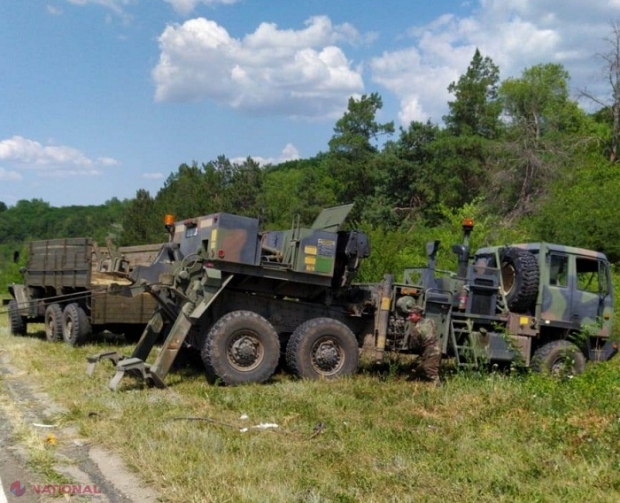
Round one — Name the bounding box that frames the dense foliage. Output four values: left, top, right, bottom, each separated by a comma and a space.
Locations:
2, 45, 620, 290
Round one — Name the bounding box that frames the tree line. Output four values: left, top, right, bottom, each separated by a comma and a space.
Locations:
3, 34, 620, 288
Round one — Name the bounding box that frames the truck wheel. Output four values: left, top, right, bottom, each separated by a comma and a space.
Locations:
8, 300, 27, 336
531, 340, 586, 377
62, 303, 91, 346
44, 304, 63, 342
201, 311, 280, 385
501, 247, 539, 312
286, 318, 359, 379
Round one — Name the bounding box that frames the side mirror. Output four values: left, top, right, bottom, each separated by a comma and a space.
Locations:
426, 240, 440, 258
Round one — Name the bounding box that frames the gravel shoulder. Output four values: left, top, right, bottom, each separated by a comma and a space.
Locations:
0, 338, 158, 503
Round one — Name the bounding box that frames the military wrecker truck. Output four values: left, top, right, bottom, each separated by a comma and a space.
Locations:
86, 205, 617, 390
7, 238, 162, 345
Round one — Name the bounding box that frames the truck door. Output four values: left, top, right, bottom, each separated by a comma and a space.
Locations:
570, 257, 612, 333
543, 253, 571, 324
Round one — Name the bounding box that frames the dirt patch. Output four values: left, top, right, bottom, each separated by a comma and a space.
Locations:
0, 345, 158, 503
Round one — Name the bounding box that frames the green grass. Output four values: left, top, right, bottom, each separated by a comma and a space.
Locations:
1, 314, 620, 502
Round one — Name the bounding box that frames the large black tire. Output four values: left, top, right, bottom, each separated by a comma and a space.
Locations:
44, 304, 63, 342
531, 340, 586, 377
501, 247, 539, 312
8, 300, 27, 336
62, 303, 91, 346
286, 318, 359, 379
201, 311, 280, 385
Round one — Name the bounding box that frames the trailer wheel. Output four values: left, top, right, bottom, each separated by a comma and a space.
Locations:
501, 247, 539, 312
286, 318, 359, 379
44, 304, 63, 342
531, 340, 585, 377
201, 311, 280, 385
8, 300, 27, 336
62, 303, 91, 346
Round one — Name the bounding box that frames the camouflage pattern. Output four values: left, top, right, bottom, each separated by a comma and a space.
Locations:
389, 224, 617, 373
475, 242, 613, 338
167, 205, 358, 277
406, 317, 441, 380
171, 213, 260, 265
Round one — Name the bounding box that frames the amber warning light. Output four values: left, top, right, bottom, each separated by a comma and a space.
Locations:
164, 214, 175, 226
462, 218, 474, 231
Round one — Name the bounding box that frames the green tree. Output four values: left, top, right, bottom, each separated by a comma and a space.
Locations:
499, 63, 577, 140
444, 49, 502, 138
580, 21, 620, 162
120, 189, 164, 245
368, 121, 439, 226
225, 157, 264, 218
327, 93, 394, 209
490, 64, 589, 218
530, 158, 620, 261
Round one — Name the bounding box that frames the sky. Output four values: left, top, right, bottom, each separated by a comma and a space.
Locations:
1, 0, 619, 208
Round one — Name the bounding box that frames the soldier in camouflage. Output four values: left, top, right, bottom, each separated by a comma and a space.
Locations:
406, 306, 441, 385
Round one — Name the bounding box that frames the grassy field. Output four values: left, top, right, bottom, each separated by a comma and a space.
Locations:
1, 314, 620, 502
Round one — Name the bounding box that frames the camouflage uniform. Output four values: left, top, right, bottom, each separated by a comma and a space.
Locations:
407, 316, 441, 382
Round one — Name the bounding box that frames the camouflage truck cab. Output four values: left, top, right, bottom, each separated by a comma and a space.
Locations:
421, 240, 617, 373
474, 243, 613, 336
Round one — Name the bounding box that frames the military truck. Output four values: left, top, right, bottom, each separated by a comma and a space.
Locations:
7, 238, 162, 345
86, 205, 617, 390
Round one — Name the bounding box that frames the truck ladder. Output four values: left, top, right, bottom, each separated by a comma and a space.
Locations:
449, 318, 479, 369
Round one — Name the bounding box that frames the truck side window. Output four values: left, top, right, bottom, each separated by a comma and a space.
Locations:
549, 254, 568, 287
576, 257, 601, 294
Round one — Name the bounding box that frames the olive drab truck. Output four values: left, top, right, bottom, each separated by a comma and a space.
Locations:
7, 239, 162, 345
86, 207, 618, 390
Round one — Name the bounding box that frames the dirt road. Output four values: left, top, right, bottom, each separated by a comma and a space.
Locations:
0, 338, 158, 503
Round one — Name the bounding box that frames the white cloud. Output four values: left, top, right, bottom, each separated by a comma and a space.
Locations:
66, 0, 135, 13
47, 5, 63, 15
370, 0, 620, 124
0, 136, 118, 176
97, 156, 120, 166
231, 143, 301, 166
152, 16, 365, 119
0, 168, 23, 182
143, 172, 165, 179
163, 0, 239, 16
65, 0, 136, 22
39, 170, 103, 178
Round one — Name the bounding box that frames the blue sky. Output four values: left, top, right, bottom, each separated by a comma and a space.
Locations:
1, 0, 618, 207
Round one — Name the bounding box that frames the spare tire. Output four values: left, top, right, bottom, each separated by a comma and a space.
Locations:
501, 247, 539, 312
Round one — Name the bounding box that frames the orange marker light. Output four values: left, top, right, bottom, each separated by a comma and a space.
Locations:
164, 214, 175, 226
462, 218, 474, 231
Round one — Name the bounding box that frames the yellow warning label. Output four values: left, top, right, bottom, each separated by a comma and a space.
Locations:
381, 297, 391, 310
304, 256, 316, 265
304, 245, 317, 255
519, 316, 529, 325
200, 218, 214, 229
210, 229, 218, 249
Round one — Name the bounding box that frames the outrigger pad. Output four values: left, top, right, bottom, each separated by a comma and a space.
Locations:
86, 351, 126, 376
108, 357, 153, 391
